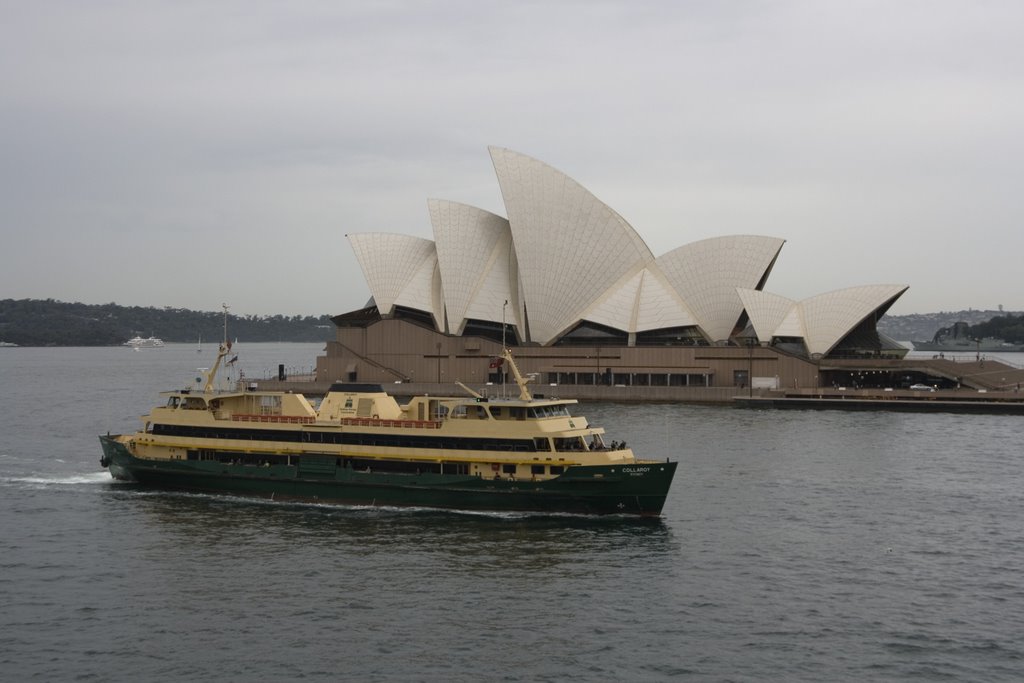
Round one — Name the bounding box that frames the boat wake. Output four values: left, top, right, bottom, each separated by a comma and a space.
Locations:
3, 472, 111, 487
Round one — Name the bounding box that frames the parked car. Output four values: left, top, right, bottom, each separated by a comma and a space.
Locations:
908, 383, 935, 391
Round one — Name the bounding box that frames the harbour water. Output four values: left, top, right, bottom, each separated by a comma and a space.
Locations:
2, 344, 1022, 681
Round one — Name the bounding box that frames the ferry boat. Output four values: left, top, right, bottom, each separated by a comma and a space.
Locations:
99, 341, 677, 516
124, 335, 164, 348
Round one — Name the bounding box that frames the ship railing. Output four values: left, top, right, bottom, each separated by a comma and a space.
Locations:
231, 413, 316, 424
340, 417, 442, 429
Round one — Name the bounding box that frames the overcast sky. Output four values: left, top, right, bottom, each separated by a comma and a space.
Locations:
2, 1, 1022, 317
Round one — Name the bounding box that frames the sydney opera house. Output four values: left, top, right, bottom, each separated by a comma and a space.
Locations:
316, 147, 908, 398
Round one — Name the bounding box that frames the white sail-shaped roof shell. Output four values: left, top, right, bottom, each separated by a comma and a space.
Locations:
774, 306, 807, 339
583, 267, 700, 333
348, 233, 442, 328
463, 230, 519, 328
346, 147, 908, 355
429, 199, 517, 334
490, 146, 654, 345
582, 269, 645, 331
634, 267, 700, 332
737, 288, 796, 342
737, 285, 908, 355
656, 235, 785, 342
798, 284, 909, 357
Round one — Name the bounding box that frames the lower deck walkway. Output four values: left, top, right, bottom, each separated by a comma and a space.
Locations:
823, 357, 1024, 392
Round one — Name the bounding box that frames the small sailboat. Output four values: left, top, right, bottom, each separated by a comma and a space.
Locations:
197, 335, 202, 353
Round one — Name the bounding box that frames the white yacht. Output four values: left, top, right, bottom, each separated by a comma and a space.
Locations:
124, 335, 165, 348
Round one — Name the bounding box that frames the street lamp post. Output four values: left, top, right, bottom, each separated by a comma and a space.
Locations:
436, 342, 442, 383
748, 339, 754, 397
501, 300, 508, 396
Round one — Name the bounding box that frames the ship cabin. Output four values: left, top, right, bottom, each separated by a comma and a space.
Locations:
155, 389, 318, 424
316, 383, 617, 456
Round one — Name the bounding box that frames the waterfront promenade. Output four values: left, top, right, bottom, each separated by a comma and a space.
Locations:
248, 356, 1024, 409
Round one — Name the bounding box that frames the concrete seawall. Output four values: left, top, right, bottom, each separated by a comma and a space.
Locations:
735, 389, 1024, 414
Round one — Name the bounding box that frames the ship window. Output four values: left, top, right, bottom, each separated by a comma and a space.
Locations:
259, 395, 281, 415
356, 398, 373, 417
441, 461, 469, 475
347, 458, 440, 475
532, 405, 569, 417
490, 407, 502, 418
531, 465, 545, 475
166, 397, 180, 408
533, 437, 551, 452
528, 406, 558, 418
550, 466, 564, 475
502, 464, 517, 474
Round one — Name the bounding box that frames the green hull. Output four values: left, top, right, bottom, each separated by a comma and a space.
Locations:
99, 436, 676, 516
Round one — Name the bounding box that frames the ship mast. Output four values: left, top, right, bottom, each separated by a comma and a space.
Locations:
503, 348, 533, 401
497, 299, 532, 400
201, 304, 232, 393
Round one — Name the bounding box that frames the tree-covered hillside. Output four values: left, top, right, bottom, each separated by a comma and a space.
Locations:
0, 299, 335, 346
968, 313, 1024, 343
876, 309, 1023, 342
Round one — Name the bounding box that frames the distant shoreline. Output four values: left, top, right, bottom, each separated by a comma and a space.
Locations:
3, 298, 1022, 348
0, 299, 335, 347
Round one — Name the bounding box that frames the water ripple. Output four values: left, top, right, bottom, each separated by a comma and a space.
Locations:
2, 349, 1024, 681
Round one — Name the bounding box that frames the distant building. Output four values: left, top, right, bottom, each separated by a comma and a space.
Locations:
318, 147, 907, 392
